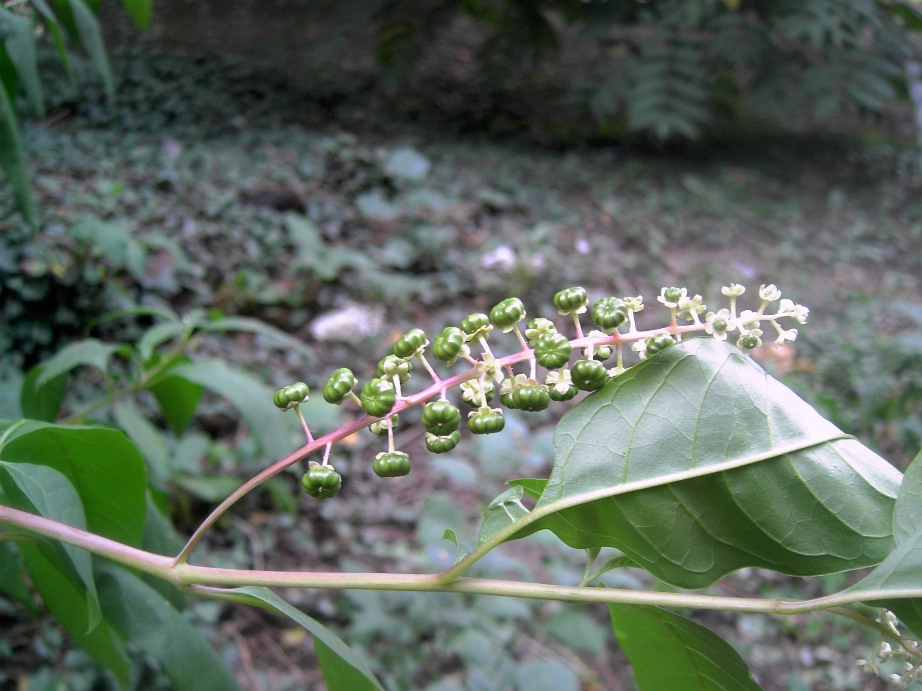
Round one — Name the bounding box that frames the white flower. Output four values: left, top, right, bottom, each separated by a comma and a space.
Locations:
657, 287, 687, 309
525, 318, 556, 344
631, 340, 648, 360
737, 309, 760, 330
705, 309, 734, 340
759, 284, 782, 301
460, 380, 494, 407
721, 284, 746, 297
499, 373, 528, 398
774, 328, 798, 345
677, 294, 706, 321
623, 296, 644, 312
779, 298, 810, 324
480, 353, 505, 384
545, 368, 573, 395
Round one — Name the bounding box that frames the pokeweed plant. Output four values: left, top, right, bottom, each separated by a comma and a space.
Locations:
2, 283, 922, 689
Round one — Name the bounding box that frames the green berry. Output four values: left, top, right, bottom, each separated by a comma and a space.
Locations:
571, 360, 609, 391
553, 287, 589, 315
490, 297, 526, 330
533, 331, 572, 370
421, 400, 461, 435
302, 463, 342, 499
432, 326, 467, 365
273, 382, 309, 410
663, 287, 683, 304
512, 384, 551, 412
322, 368, 356, 405
360, 378, 397, 417
461, 313, 493, 340
739, 334, 760, 350
549, 384, 579, 402
369, 414, 398, 436
590, 297, 628, 330
393, 328, 428, 358
645, 333, 677, 356
373, 451, 411, 478
425, 430, 461, 454
468, 408, 506, 435
377, 354, 413, 383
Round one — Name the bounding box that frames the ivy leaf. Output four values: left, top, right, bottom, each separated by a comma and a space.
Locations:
98, 567, 241, 691
227, 586, 385, 691
0, 422, 147, 546
460, 340, 901, 588
609, 603, 763, 690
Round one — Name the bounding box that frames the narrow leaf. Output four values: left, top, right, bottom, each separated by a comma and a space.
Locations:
0, 8, 45, 115
66, 0, 113, 99
35, 339, 121, 387
0, 423, 147, 546
137, 321, 187, 362
118, 0, 152, 30
167, 360, 294, 461
0, 73, 35, 224
198, 316, 315, 362
0, 462, 101, 630
19, 542, 131, 689
228, 586, 384, 691
609, 603, 763, 690
98, 567, 241, 691
28, 0, 76, 85
20, 366, 66, 422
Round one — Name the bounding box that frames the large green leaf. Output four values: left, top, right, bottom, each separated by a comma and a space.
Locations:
167, 360, 294, 461
609, 603, 762, 690
98, 567, 241, 691
461, 340, 901, 588
0, 462, 101, 629
228, 586, 384, 691
0, 70, 35, 224
19, 542, 132, 689
0, 8, 45, 115
0, 422, 146, 546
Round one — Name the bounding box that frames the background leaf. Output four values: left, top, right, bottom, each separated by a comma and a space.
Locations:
149, 359, 205, 435
228, 586, 385, 691
66, 0, 113, 99
34, 339, 122, 388
893, 449, 922, 544
0, 8, 45, 115
0, 423, 147, 546
609, 603, 763, 690
0, 73, 35, 224
19, 367, 66, 422
98, 567, 241, 691
118, 0, 153, 30
199, 316, 315, 362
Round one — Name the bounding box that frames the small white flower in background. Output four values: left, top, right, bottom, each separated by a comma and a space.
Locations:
481, 245, 517, 271
657, 286, 687, 309
677, 294, 706, 321
774, 327, 798, 346
779, 298, 810, 324
545, 368, 573, 395
575, 238, 591, 254
759, 284, 782, 301
623, 296, 644, 312
737, 309, 761, 330
705, 309, 734, 340
721, 283, 746, 297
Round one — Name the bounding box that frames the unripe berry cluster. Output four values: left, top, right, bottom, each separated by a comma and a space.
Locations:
272, 284, 807, 499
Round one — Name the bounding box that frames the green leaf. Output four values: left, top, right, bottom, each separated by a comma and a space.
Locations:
893, 449, 922, 545
609, 603, 763, 690
113, 402, 170, 491
0, 541, 34, 611
0, 71, 35, 224
545, 608, 608, 655
227, 586, 384, 691
149, 361, 204, 436
476, 485, 529, 546
29, 0, 76, 85
167, 360, 294, 461
34, 339, 122, 388
66, 0, 113, 99
0, 422, 147, 546
20, 365, 66, 422
118, 0, 152, 30
19, 542, 131, 689
0, 462, 101, 630
137, 321, 187, 363
198, 316, 315, 363
98, 567, 241, 691
0, 8, 45, 116
465, 339, 900, 588
173, 474, 241, 503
